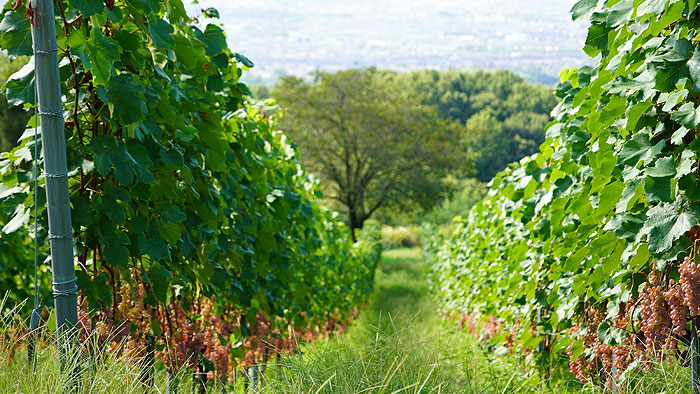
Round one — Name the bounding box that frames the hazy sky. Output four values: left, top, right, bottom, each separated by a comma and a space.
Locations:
186, 0, 590, 81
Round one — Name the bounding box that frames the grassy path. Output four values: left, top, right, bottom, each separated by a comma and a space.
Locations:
263, 247, 466, 393
346, 248, 443, 338
262, 248, 568, 394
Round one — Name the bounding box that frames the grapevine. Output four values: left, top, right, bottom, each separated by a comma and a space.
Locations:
421, 0, 700, 386
0, 0, 382, 387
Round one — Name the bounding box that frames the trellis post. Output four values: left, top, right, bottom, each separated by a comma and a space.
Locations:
31, 0, 79, 377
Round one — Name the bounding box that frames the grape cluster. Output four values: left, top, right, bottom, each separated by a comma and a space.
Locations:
566, 260, 700, 385
567, 322, 588, 381
567, 308, 632, 383
609, 303, 639, 379
482, 315, 505, 341
199, 297, 234, 380
663, 280, 687, 347
73, 267, 364, 386
76, 281, 151, 361
680, 257, 700, 315
157, 298, 201, 373
638, 273, 672, 352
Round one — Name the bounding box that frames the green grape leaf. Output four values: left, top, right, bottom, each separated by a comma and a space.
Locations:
641, 200, 700, 254
584, 23, 611, 56
160, 221, 182, 246
76, 271, 111, 311
235, 53, 254, 68
679, 175, 700, 201
636, 0, 668, 17
570, 0, 598, 21
2, 205, 29, 234
0, 10, 31, 57
69, 0, 104, 17
4, 61, 34, 106
145, 263, 172, 303
107, 142, 138, 186
138, 230, 170, 261
606, 0, 633, 27
616, 180, 643, 212
645, 156, 676, 178
648, 1, 684, 36
655, 61, 689, 93
86, 28, 121, 86
618, 133, 664, 167
148, 14, 174, 50
159, 146, 185, 168
200, 24, 227, 56
103, 242, 130, 268
688, 49, 700, 91
103, 196, 126, 225
645, 175, 673, 203
97, 73, 147, 125
670, 103, 700, 128
165, 0, 188, 22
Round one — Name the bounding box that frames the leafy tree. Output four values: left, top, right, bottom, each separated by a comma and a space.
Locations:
272, 69, 466, 235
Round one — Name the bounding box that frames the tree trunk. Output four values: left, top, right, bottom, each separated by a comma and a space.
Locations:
348, 208, 363, 242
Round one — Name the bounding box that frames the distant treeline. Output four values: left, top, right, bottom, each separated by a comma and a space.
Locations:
255, 69, 557, 183
253, 69, 557, 225
390, 69, 558, 182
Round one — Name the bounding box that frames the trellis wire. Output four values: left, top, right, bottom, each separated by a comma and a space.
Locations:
27, 0, 42, 374
692, 318, 699, 394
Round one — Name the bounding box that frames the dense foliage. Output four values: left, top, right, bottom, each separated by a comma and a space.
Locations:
392, 69, 558, 182
270, 69, 467, 233
263, 69, 555, 228
420, 177, 486, 225
0, 0, 380, 386
0, 53, 29, 152
423, 0, 700, 387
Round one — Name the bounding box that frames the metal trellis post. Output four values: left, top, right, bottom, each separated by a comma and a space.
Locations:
31, 0, 79, 379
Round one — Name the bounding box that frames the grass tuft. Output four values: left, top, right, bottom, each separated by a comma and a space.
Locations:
261, 317, 467, 394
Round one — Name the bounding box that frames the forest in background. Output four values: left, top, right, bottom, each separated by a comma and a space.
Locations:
254, 68, 558, 227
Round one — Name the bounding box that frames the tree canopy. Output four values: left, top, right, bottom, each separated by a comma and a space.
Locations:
271, 68, 466, 234
391, 70, 558, 182
261, 68, 558, 226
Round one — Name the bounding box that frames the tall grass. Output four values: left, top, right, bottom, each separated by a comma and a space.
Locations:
257, 248, 567, 394
261, 317, 466, 394
0, 294, 201, 394
0, 249, 695, 393
585, 358, 691, 394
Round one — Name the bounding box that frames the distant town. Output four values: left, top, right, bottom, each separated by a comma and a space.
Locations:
189, 0, 593, 85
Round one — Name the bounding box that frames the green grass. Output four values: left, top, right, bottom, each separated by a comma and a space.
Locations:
1, 248, 695, 393
0, 298, 212, 394
259, 248, 581, 394
259, 248, 467, 393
